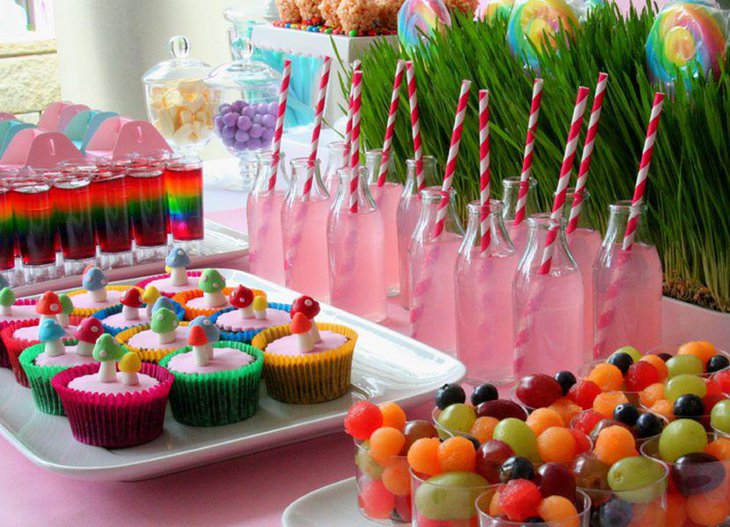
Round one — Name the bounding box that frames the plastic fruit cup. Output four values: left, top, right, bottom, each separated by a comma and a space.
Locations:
712, 424, 729, 438
640, 434, 730, 527
641, 402, 713, 432
355, 440, 411, 524
411, 468, 490, 526
570, 408, 668, 447
433, 403, 529, 442
475, 487, 592, 526
647, 344, 730, 378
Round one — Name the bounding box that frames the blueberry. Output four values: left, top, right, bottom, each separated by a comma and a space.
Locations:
674, 394, 705, 418
435, 383, 466, 410
635, 412, 664, 438
463, 435, 482, 451
470, 383, 498, 406
554, 371, 577, 395
607, 352, 634, 374
499, 456, 535, 482
613, 404, 640, 426
599, 498, 633, 527
657, 352, 673, 362
707, 354, 730, 373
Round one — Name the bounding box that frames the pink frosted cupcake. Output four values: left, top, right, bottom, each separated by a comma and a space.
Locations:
52, 334, 173, 448
209, 285, 291, 343
0, 282, 37, 368
115, 307, 190, 363
135, 248, 201, 298
67, 267, 133, 316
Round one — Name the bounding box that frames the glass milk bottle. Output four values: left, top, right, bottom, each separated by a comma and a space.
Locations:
365, 149, 403, 297
281, 158, 332, 300
327, 167, 386, 322
397, 156, 438, 309
593, 201, 662, 359
409, 187, 464, 355
247, 151, 289, 284
322, 141, 348, 197
455, 200, 518, 385
502, 177, 539, 255
513, 214, 584, 377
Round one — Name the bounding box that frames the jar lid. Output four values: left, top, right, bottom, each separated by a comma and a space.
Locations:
142, 36, 211, 83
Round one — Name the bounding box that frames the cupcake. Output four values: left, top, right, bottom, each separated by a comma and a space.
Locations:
51, 334, 173, 448
68, 266, 133, 316
115, 307, 189, 363
159, 319, 264, 426
173, 268, 234, 320
93, 290, 185, 336
19, 318, 101, 415
251, 303, 357, 404
0, 282, 37, 368
135, 248, 201, 297
210, 285, 291, 343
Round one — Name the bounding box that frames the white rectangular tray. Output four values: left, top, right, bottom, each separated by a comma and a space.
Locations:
0, 269, 465, 481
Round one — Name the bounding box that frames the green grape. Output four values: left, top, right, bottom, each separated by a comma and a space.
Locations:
355, 441, 384, 480
611, 346, 642, 363
492, 418, 540, 462
665, 374, 708, 401
607, 457, 667, 503
666, 355, 704, 378
710, 399, 730, 434
414, 471, 489, 521
437, 403, 477, 434
658, 419, 708, 463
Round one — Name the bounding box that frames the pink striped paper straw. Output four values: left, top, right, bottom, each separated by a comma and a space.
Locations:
537, 86, 590, 275
479, 89, 491, 255
567, 72, 608, 234
343, 60, 361, 165
349, 70, 363, 213
268, 59, 292, 191
514, 78, 544, 226
405, 61, 425, 191
304, 56, 332, 198
377, 60, 406, 187
433, 80, 472, 240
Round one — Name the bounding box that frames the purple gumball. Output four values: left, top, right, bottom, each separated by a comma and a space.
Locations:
267, 101, 278, 115
247, 139, 261, 150
231, 100, 244, 112
242, 106, 255, 118
221, 126, 236, 139
261, 129, 274, 143
237, 115, 252, 131
262, 114, 276, 128
235, 130, 250, 143
233, 140, 247, 150
222, 135, 235, 147
249, 124, 263, 139
218, 103, 232, 114
214, 115, 223, 131
222, 112, 238, 127
252, 114, 263, 125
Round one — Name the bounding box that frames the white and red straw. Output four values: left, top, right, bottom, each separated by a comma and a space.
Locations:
538, 86, 590, 275
514, 78, 544, 226
405, 61, 425, 191
433, 80, 472, 240
567, 72, 608, 234
268, 59, 292, 191
349, 70, 363, 213
479, 89, 491, 255
344, 60, 361, 165
304, 55, 332, 198
377, 60, 406, 187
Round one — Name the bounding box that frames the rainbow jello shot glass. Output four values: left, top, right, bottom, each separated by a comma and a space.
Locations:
0, 171, 17, 285
91, 158, 134, 268
126, 152, 170, 261
164, 155, 204, 246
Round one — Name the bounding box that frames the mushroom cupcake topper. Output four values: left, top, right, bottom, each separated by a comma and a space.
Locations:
36, 291, 63, 322
290, 313, 315, 353
290, 295, 321, 342
57, 294, 74, 328
142, 285, 162, 318
151, 307, 180, 344
190, 315, 220, 344
38, 318, 67, 358
82, 267, 109, 302
118, 352, 142, 386
0, 287, 15, 316
152, 296, 176, 315
166, 248, 192, 287
188, 325, 211, 367
93, 333, 126, 383
230, 285, 255, 319
73, 318, 104, 357
199, 269, 227, 308
120, 288, 143, 321
253, 295, 268, 320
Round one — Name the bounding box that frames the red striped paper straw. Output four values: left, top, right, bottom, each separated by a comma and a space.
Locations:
433, 80, 472, 240
349, 70, 363, 213
479, 89, 491, 255
514, 78, 544, 226
537, 86, 590, 275
377, 60, 406, 187
268, 59, 292, 191
405, 61, 425, 191
304, 56, 332, 198
344, 60, 361, 165
567, 72, 608, 234
622, 92, 665, 250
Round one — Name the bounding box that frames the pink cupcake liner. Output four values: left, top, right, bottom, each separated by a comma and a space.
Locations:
51, 362, 174, 448
135, 271, 203, 298
0, 298, 37, 369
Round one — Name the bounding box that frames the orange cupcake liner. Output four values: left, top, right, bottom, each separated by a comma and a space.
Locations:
173, 287, 266, 321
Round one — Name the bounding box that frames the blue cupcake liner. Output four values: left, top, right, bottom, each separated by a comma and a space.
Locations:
92, 299, 186, 336
209, 303, 291, 344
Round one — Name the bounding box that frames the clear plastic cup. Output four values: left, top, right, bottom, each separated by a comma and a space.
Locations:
476, 487, 592, 526
354, 440, 411, 524
411, 469, 489, 526
570, 408, 668, 448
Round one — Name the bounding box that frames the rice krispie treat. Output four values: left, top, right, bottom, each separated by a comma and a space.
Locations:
276, 0, 302, 22
295, 0, 323, 20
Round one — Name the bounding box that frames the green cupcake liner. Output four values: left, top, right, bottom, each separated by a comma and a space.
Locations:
159, 341, 264, 427
18, 340, 81, 415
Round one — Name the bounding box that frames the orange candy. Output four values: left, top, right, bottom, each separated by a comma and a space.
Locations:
537, 496, 580, 527
686, 484, 730, 526
649, 399, 675, 420
489, 491, 504, 516
470, 416, 499, 443
379, 402, 406, 430
628, 500, 666, 527
593, 391, 629, 417
706, 438, 730, 460
593, 425, 638, 465
548, 398, 582, 426
588, 363, 625, 392
678, 340, 717, 367
369, 427, 406, 465
437, 436, 476, 472
537, 427, 577, 464
527, 408, 565, 436
640, 354, 669, 381
639, 383, 666, 408
382, 459, 411, 496
407, 437, 441, 475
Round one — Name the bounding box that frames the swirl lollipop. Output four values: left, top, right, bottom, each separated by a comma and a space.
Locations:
646, 2, 727, 87
476, 0, 516, 22
507, 0, 579, 71
398, 0, 452, 49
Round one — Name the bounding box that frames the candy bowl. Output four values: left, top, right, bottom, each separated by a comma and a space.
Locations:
475, 486, 592, 526
411, 469, 490, 527
354, 440, 412, 524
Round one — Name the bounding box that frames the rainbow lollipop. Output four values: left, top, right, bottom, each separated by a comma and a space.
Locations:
506, 0, 579, 71
476, 0, 516, 21
646, 2, 727, 87
398, 0, 452, 49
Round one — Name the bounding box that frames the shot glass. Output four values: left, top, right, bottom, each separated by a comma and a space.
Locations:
411, 468, 489, 526
126, 152, 170, 261
476, 487, 591, 526
92, 158, 134, 268
0, 171, 17, 285
164, 155, 204, 247
355, 440, 411, 524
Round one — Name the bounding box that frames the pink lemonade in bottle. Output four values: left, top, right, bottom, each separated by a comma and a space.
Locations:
281, 158, 332, 300
456, 200, 518, 385
501, 177, 539, 256
409, 187, 463, 355
327, 167, 386, 321
365, 149, 403, 297
593, 201, 662, 358
247, 151, 289, 285
322, 141, 347, 197
397, 156, 438, 309
513, 214, 584, 377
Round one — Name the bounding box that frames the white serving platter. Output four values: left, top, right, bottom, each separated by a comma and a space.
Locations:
0, 269, 465, 481
282, 477, 373, 527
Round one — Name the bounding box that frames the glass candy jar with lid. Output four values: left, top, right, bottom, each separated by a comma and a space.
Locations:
142, 36, 219, 155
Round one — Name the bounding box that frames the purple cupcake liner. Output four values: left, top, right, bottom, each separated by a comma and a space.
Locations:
135, 271, 203, 298
0, 298, 38, 369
